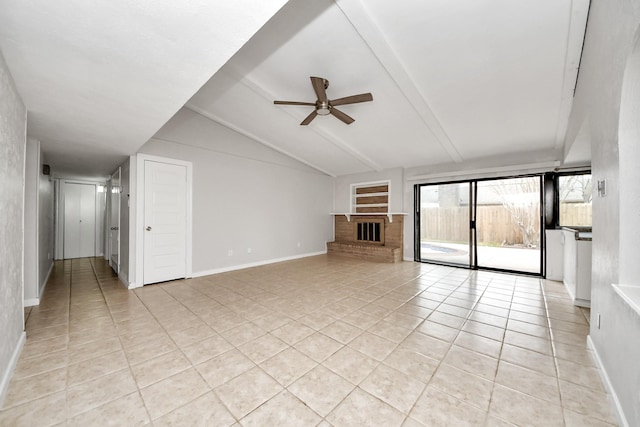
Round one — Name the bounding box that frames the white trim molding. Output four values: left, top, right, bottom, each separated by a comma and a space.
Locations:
24, 298, 40, 307
612, 284, 640, 316
407, 161, 561, 183
0, 331, 26, 408
587, 335, 630, 427
191, 251, 327, 278
40, 262, 54, 297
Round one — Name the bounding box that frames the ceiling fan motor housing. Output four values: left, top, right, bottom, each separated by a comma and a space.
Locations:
316, 100, 331, 115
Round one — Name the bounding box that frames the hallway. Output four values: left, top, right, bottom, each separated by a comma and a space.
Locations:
1, 256, 618, 426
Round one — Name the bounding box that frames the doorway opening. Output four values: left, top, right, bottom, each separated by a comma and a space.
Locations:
63, 182, 97, 259
415, 175, 543, 275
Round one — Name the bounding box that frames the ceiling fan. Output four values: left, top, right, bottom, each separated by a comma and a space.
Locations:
274, 76, 373, 125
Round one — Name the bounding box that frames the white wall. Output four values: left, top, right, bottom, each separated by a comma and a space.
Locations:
23, 138, 55, 306
618, 31, 640, 285
95, 183, 105, 257
0, 49, 27, 406
23, 138, 39, 304
131, 108, 333, 282
563, 1, 640, 425
38, 152, 54, 296
118, 158, 131, 285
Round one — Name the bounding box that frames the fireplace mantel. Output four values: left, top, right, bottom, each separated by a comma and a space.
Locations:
330, 212, 408, 223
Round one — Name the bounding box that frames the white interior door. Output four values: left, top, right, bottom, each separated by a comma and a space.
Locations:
143, 160, 187, 284
64, 183, 96, 259
109, 169, 121, 272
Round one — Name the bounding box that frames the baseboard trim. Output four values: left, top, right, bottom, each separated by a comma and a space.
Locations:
191, 251, 327, 278
0, 331, 26, 408
39, 261, 54, 298
117, 271, 130, 289
574, 298, 591, 308
562, 279, 577, 301
587, 335, 629, 427
24, 298, 40, 307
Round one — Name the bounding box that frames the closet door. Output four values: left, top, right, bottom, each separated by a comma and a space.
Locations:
64, 183, 96, 259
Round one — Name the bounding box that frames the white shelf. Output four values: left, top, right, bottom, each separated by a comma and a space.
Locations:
613, 284, 640, 316
330, 212, 409, 223
353, 192, 389, 198
354, 203, 389, 208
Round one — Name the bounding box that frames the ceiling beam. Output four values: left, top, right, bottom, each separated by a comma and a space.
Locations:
234, 70, 384, 172
184, 103, 336, 177
335, 0, 463, 163
555, 0, 591, 154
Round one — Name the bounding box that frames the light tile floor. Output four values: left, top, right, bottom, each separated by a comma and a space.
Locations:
1, 256, 619, 426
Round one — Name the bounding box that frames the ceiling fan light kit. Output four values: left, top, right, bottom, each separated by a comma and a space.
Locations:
274, 76, 373, 125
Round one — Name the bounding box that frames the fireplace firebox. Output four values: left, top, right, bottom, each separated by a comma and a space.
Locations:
355, 219, 385, 244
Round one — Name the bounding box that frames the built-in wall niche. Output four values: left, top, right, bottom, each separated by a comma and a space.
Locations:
352, 181, 389, 213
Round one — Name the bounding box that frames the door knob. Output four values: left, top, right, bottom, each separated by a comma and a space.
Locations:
146, 226, 152, 231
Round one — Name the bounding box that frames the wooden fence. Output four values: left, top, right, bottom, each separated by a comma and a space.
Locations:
421, 203, 591, 246
560, 203, 592, 227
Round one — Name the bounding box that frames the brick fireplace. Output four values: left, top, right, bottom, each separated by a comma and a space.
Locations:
327, 214, 404, 263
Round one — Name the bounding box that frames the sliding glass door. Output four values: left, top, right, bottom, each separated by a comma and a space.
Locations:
475, 177, 542, 274
416, 175, 543, 275
417, 183, 470, 266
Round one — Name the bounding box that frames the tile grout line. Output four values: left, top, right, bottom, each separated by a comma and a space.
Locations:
130, 275, 257, 424
63, 258, 74, 423
391, 268, 499, 425
540, 277, 569, 427
85, 257, 156, 425
481, 275, 517, 427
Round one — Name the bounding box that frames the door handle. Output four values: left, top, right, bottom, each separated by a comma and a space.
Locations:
146, 226, 152, 231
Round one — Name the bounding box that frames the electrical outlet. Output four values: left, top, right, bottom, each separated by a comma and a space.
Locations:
597, 313, 601, 329
297, 242, 301, 248
227, 250, 233, 257
247, 248, 252, 254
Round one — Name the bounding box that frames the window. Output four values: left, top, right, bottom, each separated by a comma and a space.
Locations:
558, 173, 592, 227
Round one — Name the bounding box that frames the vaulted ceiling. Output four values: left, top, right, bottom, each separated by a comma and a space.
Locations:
0, 0, 590, 179
0, 0, 289, 178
